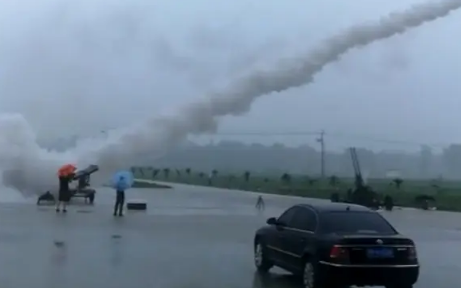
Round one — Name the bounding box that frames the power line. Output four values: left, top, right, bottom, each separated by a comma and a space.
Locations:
214, 131, 320, 136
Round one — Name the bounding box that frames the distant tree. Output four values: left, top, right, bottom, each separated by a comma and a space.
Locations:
302, 175, 310, 183
281, 173, 291, 184
430, 178, 440, 185
163, 168, 170, 179
392, 178, 403, 189
185, 168, 191, 176
212, 169, 218, 177
133, 140, 461, 178
264, 178, 269, 183
175, 169, 181, 178
244, 171, 251, 182
308, 178, 318, 186
431, 183, 442, 195
152, 169, 160, 179
329, 175, 339, 186
198, 172, 205, 178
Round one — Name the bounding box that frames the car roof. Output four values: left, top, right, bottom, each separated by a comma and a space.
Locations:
295, 202, 373, 213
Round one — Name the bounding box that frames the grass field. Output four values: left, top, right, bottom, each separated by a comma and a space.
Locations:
131, 167, 461, 211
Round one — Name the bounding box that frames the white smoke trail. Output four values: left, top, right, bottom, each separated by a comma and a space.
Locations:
1, 0, 460, 196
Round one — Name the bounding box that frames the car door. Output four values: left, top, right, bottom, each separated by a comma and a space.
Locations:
265, 207, 298, 265
282, 208, 318, 271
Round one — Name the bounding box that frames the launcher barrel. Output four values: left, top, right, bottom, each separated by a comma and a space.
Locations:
73, 165, 99, 180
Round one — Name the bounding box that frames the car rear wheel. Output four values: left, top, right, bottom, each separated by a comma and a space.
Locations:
254, 241, 273, 273
302, 261, 335, 288
302, 262, 316, 288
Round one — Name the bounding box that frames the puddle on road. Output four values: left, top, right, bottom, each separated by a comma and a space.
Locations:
76, 210, 93, 213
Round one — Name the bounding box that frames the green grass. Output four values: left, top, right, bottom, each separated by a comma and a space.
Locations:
131, 167, 461, 212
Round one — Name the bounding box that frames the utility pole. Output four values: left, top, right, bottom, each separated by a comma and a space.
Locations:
317, 130, 325, 178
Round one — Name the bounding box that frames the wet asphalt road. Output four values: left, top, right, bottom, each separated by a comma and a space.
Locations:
0, 182, 459, 288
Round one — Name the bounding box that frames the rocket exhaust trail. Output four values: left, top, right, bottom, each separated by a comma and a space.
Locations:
1, 0, 460, 196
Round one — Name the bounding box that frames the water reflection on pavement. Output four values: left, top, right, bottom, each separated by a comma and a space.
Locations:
0, 183, 458, 288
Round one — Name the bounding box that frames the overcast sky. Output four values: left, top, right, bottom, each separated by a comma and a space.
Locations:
0, 0, 460, 152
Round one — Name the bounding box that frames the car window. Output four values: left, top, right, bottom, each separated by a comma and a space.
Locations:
289, 208, 317, 231
318, 211, 397, 235
277, 207, 298, 225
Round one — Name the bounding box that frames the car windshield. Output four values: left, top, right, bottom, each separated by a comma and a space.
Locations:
319, 211, 397, 235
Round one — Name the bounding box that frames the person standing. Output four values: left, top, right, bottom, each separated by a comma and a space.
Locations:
255, 195, 265, 211
56, 174, 72, 213
113, 176, 127, 217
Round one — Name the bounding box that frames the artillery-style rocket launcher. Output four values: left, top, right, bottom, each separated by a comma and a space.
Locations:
37, 164, 100, 206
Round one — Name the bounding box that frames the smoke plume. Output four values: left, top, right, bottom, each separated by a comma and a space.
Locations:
1, 0, 460, 196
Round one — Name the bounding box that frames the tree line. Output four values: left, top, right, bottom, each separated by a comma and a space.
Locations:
44, 136, 461, 179
133, 140, 461, 179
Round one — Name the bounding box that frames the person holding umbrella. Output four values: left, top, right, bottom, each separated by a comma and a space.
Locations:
56, 164, 76, 213
111, 170, 133, 217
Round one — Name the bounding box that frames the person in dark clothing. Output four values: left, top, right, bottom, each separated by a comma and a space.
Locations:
255, 195, 265, 211
113, 175, 127, 216
384, 195, 394, 211
113, 190, 125, 216
56, 175, 72, 213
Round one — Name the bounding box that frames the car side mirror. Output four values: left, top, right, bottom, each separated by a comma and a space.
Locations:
266, 217, 277, 225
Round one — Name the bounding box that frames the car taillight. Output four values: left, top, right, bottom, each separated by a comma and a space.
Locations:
407, 246, 417, 260
329, 245, 349, 259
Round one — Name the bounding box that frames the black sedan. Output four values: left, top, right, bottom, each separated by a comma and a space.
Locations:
253, 202, 419, 288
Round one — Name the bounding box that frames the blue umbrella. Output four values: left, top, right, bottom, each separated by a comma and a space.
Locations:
111, 170, 134, 191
